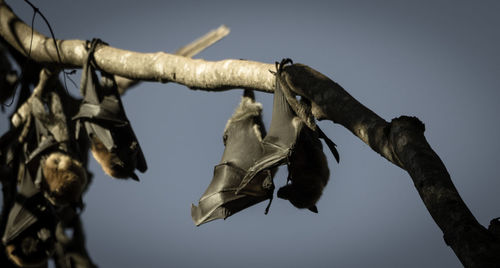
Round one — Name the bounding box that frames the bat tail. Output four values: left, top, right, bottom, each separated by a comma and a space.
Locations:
317, 126, 340, 163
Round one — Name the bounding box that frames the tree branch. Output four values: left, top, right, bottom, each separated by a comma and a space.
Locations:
115, 24, 231, 94
1, 1, 499, 267
0, 1, 275, 92
279, 64, 500, 267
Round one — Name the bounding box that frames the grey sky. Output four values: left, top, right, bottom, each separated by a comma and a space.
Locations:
1, 0, 499, 267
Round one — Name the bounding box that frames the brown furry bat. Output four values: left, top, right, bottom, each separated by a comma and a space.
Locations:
42, 152, 87, 206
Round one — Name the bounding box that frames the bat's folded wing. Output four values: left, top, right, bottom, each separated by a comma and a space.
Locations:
191, 163, 273, 226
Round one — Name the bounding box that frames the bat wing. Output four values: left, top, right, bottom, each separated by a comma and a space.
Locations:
73, 39, 147, 176
192, 90, 273, 226
2, 201, 37, 244
2, 163, 51, 244
72, 101, 126, 125
277, 60, 340, 163
191, 164, 273, 226
25, 115, 65, 164
135, 144, 148, 173
237, 60, 303, 192
316, 126, 340, 163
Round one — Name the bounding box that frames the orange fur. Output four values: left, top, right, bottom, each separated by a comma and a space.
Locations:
90, 137, 138, 180
6, 238, 48, 267
42, 152, 87, 205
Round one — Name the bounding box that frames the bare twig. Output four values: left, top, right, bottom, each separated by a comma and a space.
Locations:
174, 25, 230, 57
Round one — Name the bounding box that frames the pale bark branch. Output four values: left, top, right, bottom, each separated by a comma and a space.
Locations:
0, 2, 275, 92
115, 24, 231, 93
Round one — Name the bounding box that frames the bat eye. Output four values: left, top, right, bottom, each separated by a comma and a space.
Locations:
222, 134, 228, 144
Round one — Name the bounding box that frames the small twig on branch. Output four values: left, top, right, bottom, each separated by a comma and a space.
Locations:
175, 25, 230, 57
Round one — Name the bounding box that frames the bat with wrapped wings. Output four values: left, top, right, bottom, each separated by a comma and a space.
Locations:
73, 39, 147, 181
191, 90, 275, 226
238, 59, 339, 213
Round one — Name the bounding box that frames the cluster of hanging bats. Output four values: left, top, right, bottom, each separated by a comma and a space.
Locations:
0, 39, 339, 266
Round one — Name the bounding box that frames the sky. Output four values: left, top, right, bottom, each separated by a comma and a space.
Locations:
1, 0, 500, 267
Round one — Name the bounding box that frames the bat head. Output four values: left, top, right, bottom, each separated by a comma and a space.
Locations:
42, 152, 88, 205
277, 183, 319, 213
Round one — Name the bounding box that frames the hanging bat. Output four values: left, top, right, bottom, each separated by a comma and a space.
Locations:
73, 39, 147, 181
191, 90, 275, 226
277, 125, 329, 213
238, 59, 339, 213
26, 91, 88, 207
2, 161, 57, 267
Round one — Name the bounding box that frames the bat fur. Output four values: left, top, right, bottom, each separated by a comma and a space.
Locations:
90, 136, 140, 181
42, 152, 87, 206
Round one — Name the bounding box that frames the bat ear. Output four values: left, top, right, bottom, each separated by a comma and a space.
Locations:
309, 205, 318, 213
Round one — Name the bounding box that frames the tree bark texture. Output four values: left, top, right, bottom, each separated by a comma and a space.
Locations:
1, 1, 499, 267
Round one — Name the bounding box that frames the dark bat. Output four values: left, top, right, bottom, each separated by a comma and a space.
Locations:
26, 91, 88, 207
191, 90, 275, 226
277, 126, 329, 213
2, 161, 57, 267
238, 59, 339, 213
73, 39, 147, 181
